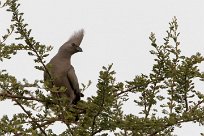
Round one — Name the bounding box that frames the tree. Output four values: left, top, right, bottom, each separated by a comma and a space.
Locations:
1, 0, 204, 135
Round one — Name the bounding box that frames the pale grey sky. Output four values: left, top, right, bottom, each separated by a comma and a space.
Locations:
1, 0, 204, 135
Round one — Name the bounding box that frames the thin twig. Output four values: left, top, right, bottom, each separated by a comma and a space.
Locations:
38, 117, 60, 127
115, 86, 138, 96
67, 125, 74, 136
191, 99, 204, 112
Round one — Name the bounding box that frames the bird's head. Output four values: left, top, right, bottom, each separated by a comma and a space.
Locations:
59, 29, 84, 56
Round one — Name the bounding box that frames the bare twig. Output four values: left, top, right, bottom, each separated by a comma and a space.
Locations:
91, 128, 103, 136
115, 86, 138, 96
191, 99, 204, 112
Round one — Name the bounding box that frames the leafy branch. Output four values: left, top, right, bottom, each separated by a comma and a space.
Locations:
1, 1, 204, 135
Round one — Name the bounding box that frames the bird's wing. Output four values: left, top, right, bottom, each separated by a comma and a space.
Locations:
67, 66, 80, 93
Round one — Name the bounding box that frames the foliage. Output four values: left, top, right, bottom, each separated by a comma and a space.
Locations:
1, 0, 204, 136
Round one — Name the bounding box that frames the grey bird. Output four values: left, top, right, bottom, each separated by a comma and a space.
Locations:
44, 29, 84, 105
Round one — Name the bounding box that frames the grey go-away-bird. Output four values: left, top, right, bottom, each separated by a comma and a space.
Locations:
44, 29, 84, 105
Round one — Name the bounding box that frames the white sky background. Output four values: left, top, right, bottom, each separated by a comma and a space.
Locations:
1, 0, 204, 135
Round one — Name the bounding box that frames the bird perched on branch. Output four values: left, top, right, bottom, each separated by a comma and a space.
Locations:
44, 29, 84, 105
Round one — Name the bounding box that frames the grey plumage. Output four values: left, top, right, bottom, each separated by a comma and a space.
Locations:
44, 29, 84, 105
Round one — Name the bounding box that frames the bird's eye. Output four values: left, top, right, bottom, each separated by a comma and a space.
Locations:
71, 43, 76, 47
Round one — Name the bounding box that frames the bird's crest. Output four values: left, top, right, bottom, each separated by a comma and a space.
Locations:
67, 29, 84, 46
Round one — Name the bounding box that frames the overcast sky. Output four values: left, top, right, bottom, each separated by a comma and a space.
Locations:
1, 0, 204, 135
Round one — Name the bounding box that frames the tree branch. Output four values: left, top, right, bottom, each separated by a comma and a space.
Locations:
91, 84, 106, 135
0, 92, 45, 103
5, 91, 47, 136
149, 113, 204, 136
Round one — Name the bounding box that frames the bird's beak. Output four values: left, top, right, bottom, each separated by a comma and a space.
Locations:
76, 46, 83, 52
